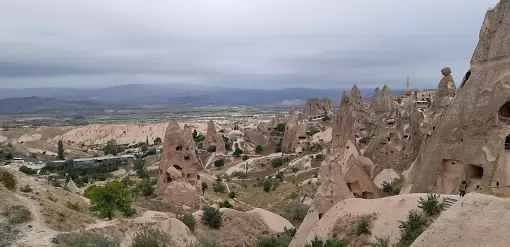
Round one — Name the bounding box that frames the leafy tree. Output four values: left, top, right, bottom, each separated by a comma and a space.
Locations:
136, 179, 155, 199
85, 181, 132, 220
214, 159, 225, 169
228, 191, 236, 199
232, 148, 243, 157
201, 207, 223, 228
58, 140, 65, 160
255, 145, 263, 153
276, 123, 286, 132
201, 182, 208, 195
133, 158, 145, 171
153, 137, 162, 145
179, 213, 196, 233
219, 200, 232, 208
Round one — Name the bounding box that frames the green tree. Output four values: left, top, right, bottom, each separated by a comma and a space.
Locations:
85, 181, 132, 220
57, 140, 65, 160
136, 179, 155, 199
179, 213, 196, 233
229, 191, 236, 199
201, 207, 223, 228
276, 123, 286, 132
201, 182, 208, 195
255, 145, 263, 153
232, 148, 243, 157
214, 159, 225, 169
154, 137, 162, 145
275, 171, 284, 181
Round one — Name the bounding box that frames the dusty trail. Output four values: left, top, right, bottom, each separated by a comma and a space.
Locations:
14, 194, 59, 246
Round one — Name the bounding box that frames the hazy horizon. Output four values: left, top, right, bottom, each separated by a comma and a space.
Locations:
0, 0, 499, 90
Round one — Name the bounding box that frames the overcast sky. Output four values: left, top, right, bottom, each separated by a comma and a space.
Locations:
0, 0, 499, 90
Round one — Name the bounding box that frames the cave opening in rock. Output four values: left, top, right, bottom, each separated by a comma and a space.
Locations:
468, 165, 484, 179
499, 102, 510, 121
506, 136, 510, 150
184, 156, 190, 160
173, 165, 183, 171
176, 146, 183, 151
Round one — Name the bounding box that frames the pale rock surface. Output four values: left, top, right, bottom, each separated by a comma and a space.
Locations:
66, 179, 80, 194
303, 98, 333, 118
403, 0, 510, 195
374, 169, 401, 189
249, 208, 295, 233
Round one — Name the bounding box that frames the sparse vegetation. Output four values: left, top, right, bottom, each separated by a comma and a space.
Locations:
282, 203, 309, 224
85, 180, 132, 220
356, 216, 372, 236
0, 168, 16, 190
306, 128, 321, 137
135, 178, 155, 199
229, 191, 236, 199
396, 210, 423, 247
20, 185, 33, 193
201, 207, 223, 229
131, 224, 174, 247
370, 236, 390, 247
0, 222, 21, 247
232, 148, 244, 157
276, 123, 286, 132
418, 194, 441, 216
304, 237, 348, 247
291, 167, 299, 173
275, 171, 285, 181
65, 232, 120, 247
242, 155, 249, 161
262, 177, 280, 193
213, 178, 226, 193
231, 171, 248, 179
275, 147, 282, 153
2, 205, 32, 224
178, 213, 196, 233
193, 235, 224, 247
257, 227, 296, 247
381, 181, 400, 196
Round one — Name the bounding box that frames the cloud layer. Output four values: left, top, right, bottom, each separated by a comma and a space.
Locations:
0, 0, 499, 89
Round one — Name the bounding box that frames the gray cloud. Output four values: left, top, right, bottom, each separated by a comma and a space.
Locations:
0, 0, 499, 89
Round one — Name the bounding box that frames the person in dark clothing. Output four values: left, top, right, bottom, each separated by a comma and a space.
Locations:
460, 181, 468, 197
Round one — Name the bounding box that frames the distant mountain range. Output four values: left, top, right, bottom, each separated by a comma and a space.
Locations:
0, 84, 405, 114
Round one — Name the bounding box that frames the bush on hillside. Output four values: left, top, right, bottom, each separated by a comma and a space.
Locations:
304, 237, 348, 247
193, 236, 223, 247
370, 236, 390, 247
356, 216, 372, 236
0, 169, 16, 190
131, 225, 173, 247
213, 181, 226, 194
257, 227, 296, 247
201, 207, 223, 229
271, 158, 284, 168
418, 194, 441, 216
219, 200, 233, 209
255, 145, 263, 153
0, 222, 21, 247
178, 213, 196, 233
229, 191, 236, 199
283, 203, 309, 223
20, 185, 33, 193
3, 205, 32, 224
231, 171, 248, 179
396, 210, 423, 247
214, 159, 225, 169
65, 233, 119, 247
19, 166, 37, 175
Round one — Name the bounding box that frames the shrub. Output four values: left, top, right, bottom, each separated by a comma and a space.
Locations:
242, 155, 249, 161
207, 146, 217, 152
255, 145, 263, 153
193, 235, 223, 247
3, 205, 32, 224
381, 182, 393, 193
19, 165, 37, 175
65, 233, 119, 247
289, 192, 298, 199
276, 123, 286, 132
20, 185, 33, 193
275, 147, 282, 153
131, 225, 173, 247
271, 158, 284, 168
397, 210, 423, 247
306, 128, 321, 137
418, 194, 441, 216
291, 167, 299, 173
283, 203, 309, 223
213, 181, 226, 194
232, 148, 243, 157
356, 216, 371, 236
304, 237, 348, 247
359, 136, 372, 145
231, 171, 248, 179
201, 207, 223, 228
229, 191, 236, 199
370, 236, 390, 247
201, 182, 208, 195
219, 200, 233, 208
178, 213, 196, 233
275, 171, 284, 181
0, 222, 21, 247
213, 159, 225, 169
257, 227, 296, 247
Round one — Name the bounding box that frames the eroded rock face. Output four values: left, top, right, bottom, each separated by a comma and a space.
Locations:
282, 115, 308, 152
247, 122, 271, 146
431, 67, 456, 112
303, 98, 333, 119
350, 84, 373, 138
203, 120, 226, 153
372, 85, 394, 122
403, 0, 510, 195
156, 121, 199, 206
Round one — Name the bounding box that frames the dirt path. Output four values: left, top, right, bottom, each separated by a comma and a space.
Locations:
205, 153, 216, 169
15, 194, 60, 246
